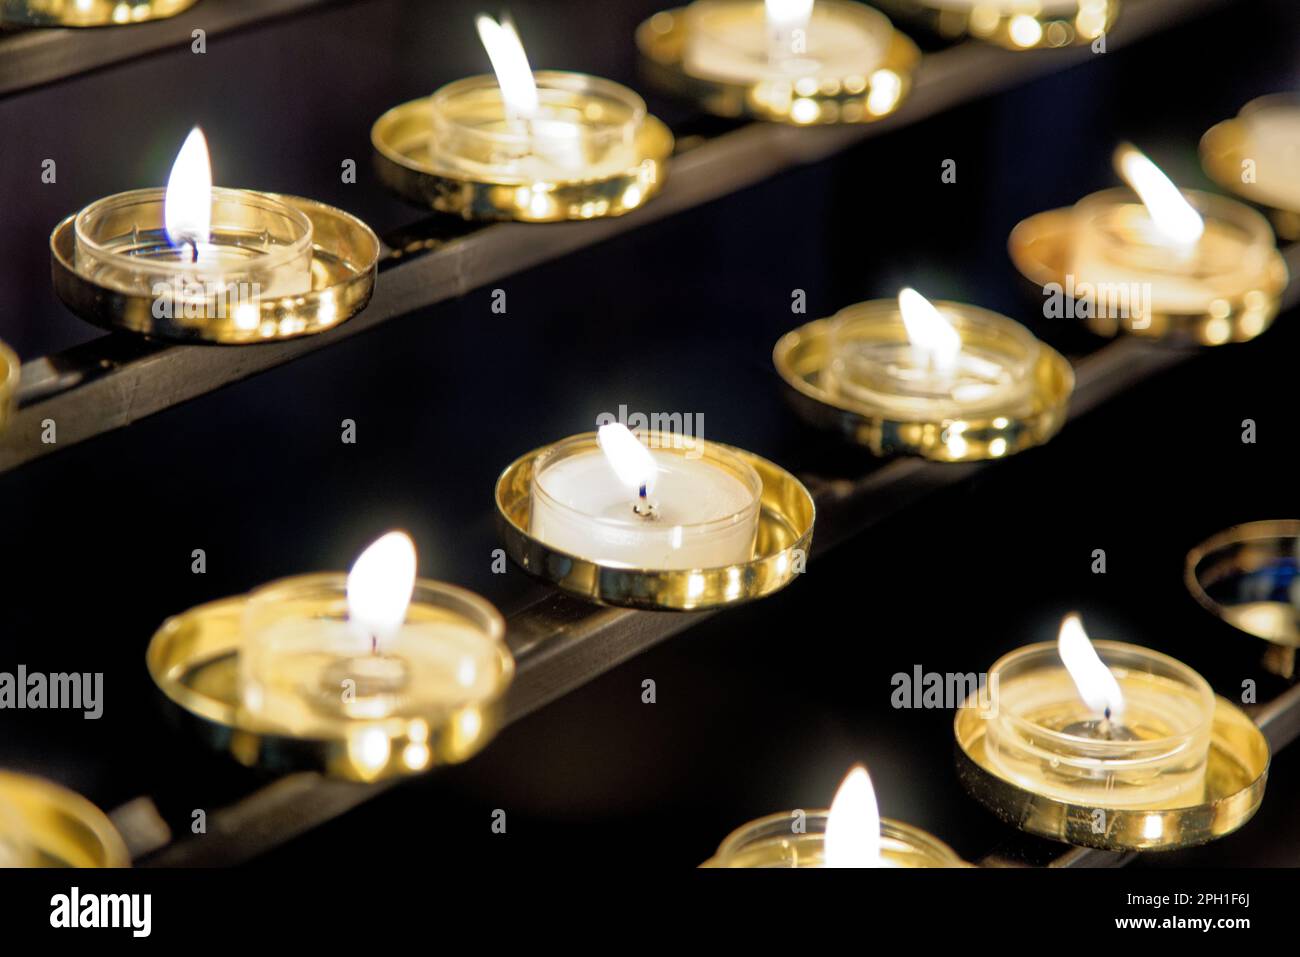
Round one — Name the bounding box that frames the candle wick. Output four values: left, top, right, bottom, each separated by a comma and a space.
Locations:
370, 633, 378, 656
186, 239, 198, 263
638, 483, 648, 500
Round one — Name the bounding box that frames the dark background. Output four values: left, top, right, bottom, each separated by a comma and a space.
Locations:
0, 0, 1298, 869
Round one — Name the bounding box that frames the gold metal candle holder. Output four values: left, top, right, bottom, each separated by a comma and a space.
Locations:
1186, 520, 1300, 680
372, 71, 673, 222
1009, 194, 1288, 345
52, 191, 379, 344
636, 2, 920, 124
146, 575, 514, 782
702, 810, 968, 867
887, 0, 1115, 51
495, 431, 814, 610
955, 640, 1269, 850
1201, 94, 1300, 242
0, 338, 17, 434
773, 298, 1072, 461
0, 771, 129, 867
1, 0, 197, 27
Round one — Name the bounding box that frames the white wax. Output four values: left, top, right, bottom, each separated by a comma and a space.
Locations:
1239, 104, 1300, 211
683, 0, 889, 85
530, 449, 760, 569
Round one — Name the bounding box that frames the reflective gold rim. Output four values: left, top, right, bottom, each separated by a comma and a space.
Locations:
1201, 116, 1300, 242
893, 0, 1118, 51
954, 695, 1269, 850
50, 194, 379, 344
635, 6, 920, 124
0, 339, 17, 434
1008, 207, 1288, 345
1185, 520, 1300, 681
1, 0, 197, 27
145, 586, 515, 782
494, 433, 815, 610
370, 91, 674, 222
0, 771, 129, 867
772, 312, 1073, 461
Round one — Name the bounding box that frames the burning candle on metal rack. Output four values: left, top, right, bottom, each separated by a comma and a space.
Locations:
239, 532, 512, 769
773, 288, 1073, 460
495, 424, 814, 609
53, 127, 379, 343
636, 0, 919, 124
147, 531, 513, 781
527, 424, 762, 570
827, 288, 1040, 417
74, 127, 313, 304
1202, 94, 1300, 241
704, 763, 968, 867
982, 613, 1215, 807
372, 15, 673, 221
1009, 143, 1287, 344
684, 0, 889, 86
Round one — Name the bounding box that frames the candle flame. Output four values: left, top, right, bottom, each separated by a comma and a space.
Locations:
475, 14, 539, 123
765, 0, 814, 30
164, 126, 212, 252
1058, 612, 1125, 720
1113, 144, 1204, 246
898, 287, 961, 373
825, 764, 882, 868
347, 531, 417, 649
597, 423, 658, 498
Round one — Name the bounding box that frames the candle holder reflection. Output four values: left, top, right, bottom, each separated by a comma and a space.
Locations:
52, 127, 379, 344
373, 17, 672, 221
773, 290, 1072, 460
495, 427, 814, 610
1201, 94, 1300, 242
637, 1, 919, 124
882, 0, 1115, 51
147, 533, 514, 781
1, 0, 197, 27
0, 772, 128, 868
1186, 520, 1300, 680
1010, 143, 1288, 345
955, 614, 1269, 850
704, 765, 968, 867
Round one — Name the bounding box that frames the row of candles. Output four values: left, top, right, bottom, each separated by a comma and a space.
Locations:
3, 423, 1272, 865
2, 0, 1292, 864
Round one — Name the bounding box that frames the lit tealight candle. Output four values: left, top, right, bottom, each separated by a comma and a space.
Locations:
528, 424, 762, 570
72, 126, 315, 304
827, 288, 1040, 419
464, 16, 598, 179
983, 613, 1216, 806
375, 14, 672, 220
1070, 143, 1281, 320
705, 763, 967, 867
239, 531, 512, 769
638, 0, 917, 123
684, 0, 890, 84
